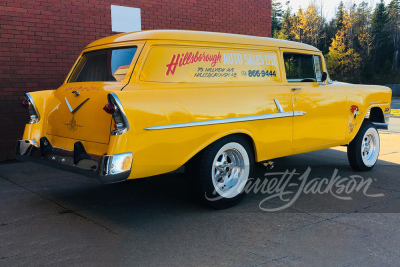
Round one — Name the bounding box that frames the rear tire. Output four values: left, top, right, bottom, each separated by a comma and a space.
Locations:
347, 121, 380, 171
186, 135, 254, 209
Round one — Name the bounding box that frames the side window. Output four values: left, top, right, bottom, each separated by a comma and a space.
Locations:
283, 53, 315, 82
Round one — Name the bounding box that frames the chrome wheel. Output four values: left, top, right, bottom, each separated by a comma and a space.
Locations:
348, 121, 380, 172
361, 128, 379, 167
211, 142, 250, 199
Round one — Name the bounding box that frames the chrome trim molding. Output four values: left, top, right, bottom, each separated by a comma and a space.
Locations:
65, 97, 90, 114
25, 93, 40, 124
65, 97, 73, 113
15, 139, 132, 184
293, 111, 306, 116
109, 93, 130, 134
145, 111, 306, 130
372, 122, 389, 130
274, 99, 285, 113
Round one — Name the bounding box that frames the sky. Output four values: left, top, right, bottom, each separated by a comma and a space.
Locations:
275, 0, 393, 20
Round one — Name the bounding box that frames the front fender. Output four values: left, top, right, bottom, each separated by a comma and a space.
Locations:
344, 85, 391, 144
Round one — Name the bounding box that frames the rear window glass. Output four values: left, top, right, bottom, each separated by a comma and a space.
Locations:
283, 53, 315, 82
69, 47, 137, 82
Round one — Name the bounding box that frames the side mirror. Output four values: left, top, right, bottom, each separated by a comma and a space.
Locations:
321, 72, 328, 83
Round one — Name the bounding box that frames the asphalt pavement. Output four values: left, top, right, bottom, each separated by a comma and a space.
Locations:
1, 128, 400, 266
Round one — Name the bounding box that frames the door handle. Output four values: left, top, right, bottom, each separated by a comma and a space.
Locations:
291, 88, 303, 93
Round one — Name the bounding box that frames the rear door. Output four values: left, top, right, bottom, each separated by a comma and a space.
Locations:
46, 45, 142, 144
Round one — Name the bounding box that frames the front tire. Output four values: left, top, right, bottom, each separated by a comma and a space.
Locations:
187, 135, 254, 209
347, 121, 380, 171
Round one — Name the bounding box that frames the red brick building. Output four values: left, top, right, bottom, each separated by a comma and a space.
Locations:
0, 0, 272, 160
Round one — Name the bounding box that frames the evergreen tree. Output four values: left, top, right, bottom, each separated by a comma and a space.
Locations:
274, 1, 292, 40
371, 0, 392, 72
326, 7, 361, 80
336, 1, 345, 31
272, 0, 284, 37
387, 0, 400, 70
272, 0, 399, 84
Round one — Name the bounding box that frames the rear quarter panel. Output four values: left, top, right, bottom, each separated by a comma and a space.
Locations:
22, 90, 55, 141
111, 83, 293, 179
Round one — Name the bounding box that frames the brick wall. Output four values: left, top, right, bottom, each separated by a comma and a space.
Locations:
0, 0, 271, 160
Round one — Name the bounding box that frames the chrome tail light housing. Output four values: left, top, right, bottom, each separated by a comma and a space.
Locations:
21, 93, 40, 124
106, 93, 129, 135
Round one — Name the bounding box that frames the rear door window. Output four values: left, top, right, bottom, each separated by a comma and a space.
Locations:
69, 47, 137, 83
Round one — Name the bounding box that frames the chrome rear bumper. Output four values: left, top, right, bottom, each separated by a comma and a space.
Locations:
15, 139, 132, 184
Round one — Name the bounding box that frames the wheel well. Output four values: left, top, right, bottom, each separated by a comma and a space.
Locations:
231, 133, 257, 159
187, 133, 258, 165
213, 133, 257, 161
366, 107, 384, 123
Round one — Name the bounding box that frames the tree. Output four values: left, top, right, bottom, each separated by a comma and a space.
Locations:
287, 4, 324, 47
272, 0, 399, 84
272, 0, 284, 38
354, 2, 373, 58
289, 7, 306, 42
336, 1, 345, 31
371, 0, 392, 72
304, 4, 324, 47
274, 1, 292, 40
326, 7, 361, 80
387, 0, 400, 70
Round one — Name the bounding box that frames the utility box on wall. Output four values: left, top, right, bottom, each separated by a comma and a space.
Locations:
111, 5, 141, 33
0, 0, 272, 160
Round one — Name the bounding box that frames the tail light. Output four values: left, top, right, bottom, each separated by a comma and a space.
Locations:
104, 93, 129, 135
21, 93, 40, 124
103, 103, 115, 114
21, 99, 30, 109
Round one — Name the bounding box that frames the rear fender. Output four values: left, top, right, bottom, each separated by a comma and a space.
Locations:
22, 90, 55, 142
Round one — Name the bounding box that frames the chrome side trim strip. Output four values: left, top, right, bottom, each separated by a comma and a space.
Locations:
145, 111, 306, 130
26, 93, 40, 123
373, 122, 389, 130
294, 111, 306, 116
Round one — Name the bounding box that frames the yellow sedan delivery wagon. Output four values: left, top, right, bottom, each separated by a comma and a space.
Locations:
16, 30, 392, 208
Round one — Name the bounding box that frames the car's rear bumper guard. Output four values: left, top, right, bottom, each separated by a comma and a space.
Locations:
15, 139, 132, 184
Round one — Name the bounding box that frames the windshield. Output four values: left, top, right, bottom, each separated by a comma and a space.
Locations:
69, 47, 137, 83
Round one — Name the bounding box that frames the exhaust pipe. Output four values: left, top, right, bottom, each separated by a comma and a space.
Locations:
263, 161, 274, 170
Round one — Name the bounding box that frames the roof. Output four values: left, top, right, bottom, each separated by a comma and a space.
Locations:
86, 30, 320, 52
